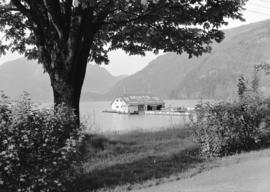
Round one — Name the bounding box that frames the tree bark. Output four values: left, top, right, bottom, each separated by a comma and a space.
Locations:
49, 72, 81, 122
51, 75, 82, 120
43, 14, 96, 124
48, 54, 88, 124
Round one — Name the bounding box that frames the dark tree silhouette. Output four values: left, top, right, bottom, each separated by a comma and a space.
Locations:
0, 0, 247, 120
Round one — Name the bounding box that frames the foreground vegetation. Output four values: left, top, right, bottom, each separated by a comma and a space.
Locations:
0, 91, 203, 192
73, 73, 270, 191
192, 97, 270, 157
0, 92, 84, 192
73, 101, 270, 191
72, 127, 201, 192
2, 74, 270, 192
191, 71, 270, 158
73, 95, 270, 191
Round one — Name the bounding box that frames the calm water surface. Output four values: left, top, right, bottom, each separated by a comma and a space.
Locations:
80, 100, 204, 134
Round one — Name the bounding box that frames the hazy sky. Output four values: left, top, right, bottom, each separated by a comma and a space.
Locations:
1, 0, 270, 76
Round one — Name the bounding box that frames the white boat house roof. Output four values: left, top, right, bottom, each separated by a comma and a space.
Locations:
120, 95, 164, 105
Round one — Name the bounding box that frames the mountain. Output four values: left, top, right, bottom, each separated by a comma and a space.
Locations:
82, 64, 127, 94
106, 52, 201, 98
107, 19, 270, 100
0, 58, 126, 101
0, 58, 51, 101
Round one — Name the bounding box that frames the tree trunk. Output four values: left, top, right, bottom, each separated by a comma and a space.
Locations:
51, 76, 82, 120
48, 57, 88, 124
45, 20, 95, 125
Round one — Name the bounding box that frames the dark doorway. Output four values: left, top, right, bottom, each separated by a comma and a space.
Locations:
157, 105, 162, 110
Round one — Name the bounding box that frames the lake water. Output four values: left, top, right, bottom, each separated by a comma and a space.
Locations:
80, 100, 203, 134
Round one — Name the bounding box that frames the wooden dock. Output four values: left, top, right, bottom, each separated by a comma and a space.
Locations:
102, 110, 139, 115
145, 110, 192, 116
102, 110, 119, 114
103, 110, 193, 116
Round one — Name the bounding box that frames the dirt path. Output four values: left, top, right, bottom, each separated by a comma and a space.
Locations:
133, 155, 270, 192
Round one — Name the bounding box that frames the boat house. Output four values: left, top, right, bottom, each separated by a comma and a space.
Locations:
111, 95, 165, 114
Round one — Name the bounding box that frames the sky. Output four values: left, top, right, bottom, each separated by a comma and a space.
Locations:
1, 0, 270, 76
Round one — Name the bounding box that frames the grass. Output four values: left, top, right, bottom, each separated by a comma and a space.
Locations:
69, 124, 270, 192
71, 126, 204, 192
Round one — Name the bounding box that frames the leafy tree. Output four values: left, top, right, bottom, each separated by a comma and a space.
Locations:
0, 0, 247, 120
238, 74, 247, 100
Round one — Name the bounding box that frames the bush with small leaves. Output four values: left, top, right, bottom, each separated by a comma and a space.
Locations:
0, 92, 84, 192
191, 97, 270, 157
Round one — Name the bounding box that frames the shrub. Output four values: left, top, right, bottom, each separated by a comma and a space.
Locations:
191, 97, 270, 157
0, 92, 84, 192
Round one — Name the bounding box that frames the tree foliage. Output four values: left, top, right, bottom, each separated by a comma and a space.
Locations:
0, 0, 248, 118
192, 99, 270, 157
0, 0, 247, 64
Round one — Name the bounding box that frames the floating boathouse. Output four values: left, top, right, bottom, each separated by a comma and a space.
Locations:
111, 95, 165, 114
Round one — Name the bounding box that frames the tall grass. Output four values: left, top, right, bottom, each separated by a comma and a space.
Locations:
72, 127, 201, 192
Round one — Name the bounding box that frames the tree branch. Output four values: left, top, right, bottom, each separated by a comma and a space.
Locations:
42, 0, 64, 40
21, 1, 52, 49
11, 0, 30, 16
100, 1, 168, 27
94, 0, 115, 25
63, 0, 73, 40
0, 5, 19, 14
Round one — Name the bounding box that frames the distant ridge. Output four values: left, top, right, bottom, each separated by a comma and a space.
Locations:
0, 58, 127, 101
106, 19, 270, 100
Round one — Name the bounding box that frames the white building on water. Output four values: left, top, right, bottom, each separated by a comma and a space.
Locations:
111, 95, 165, 114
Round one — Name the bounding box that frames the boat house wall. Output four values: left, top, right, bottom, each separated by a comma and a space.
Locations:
128, 105, 139, 114
111, 98, 128, 113
111, 95, 165, 114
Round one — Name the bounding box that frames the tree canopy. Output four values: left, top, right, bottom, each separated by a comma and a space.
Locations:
1, 0, 247, 64
0, 0, 247, 119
